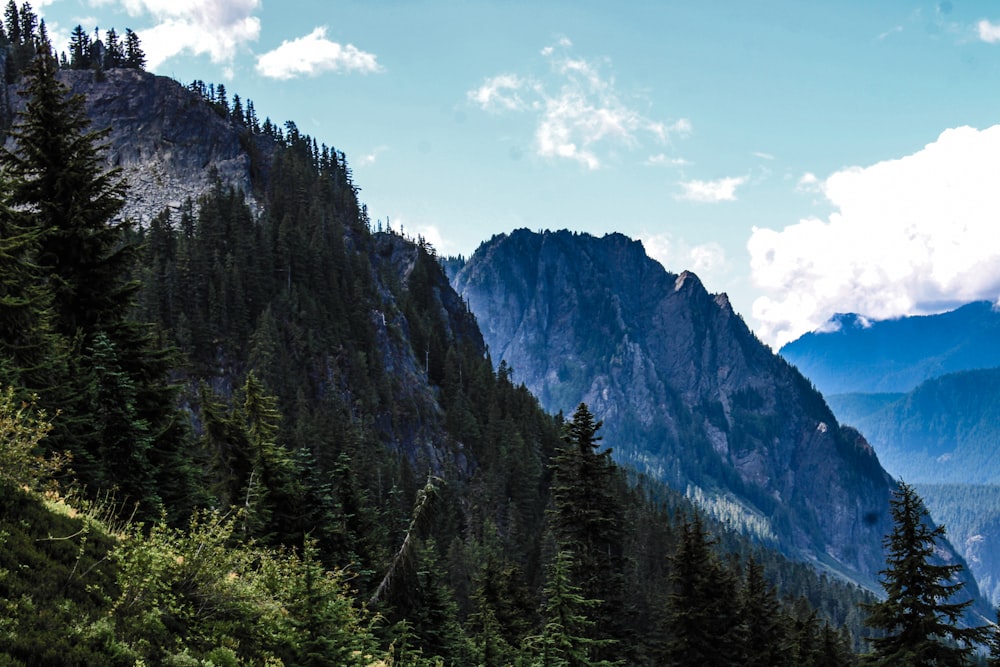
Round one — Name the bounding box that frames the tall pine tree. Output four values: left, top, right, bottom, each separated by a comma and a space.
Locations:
548, 402, 630, 661
1, 44, 191, 519
863, 482, 987, 666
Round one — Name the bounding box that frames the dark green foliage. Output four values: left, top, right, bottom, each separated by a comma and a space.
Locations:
549, 403, 631, 660
661, 515, 742, 666
1, 46, 190, 520
863, 482, 988, 665
0, 484, 125, 667
0, 60, 888, 664
526, 549, 618, 667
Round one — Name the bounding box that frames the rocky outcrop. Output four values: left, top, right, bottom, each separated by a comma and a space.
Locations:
450, 229, 975, 591
7, 68, 272, 224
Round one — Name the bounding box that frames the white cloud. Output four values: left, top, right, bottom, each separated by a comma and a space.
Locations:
256, 26, 381, 79
468, 74, 532, 112
796, 172, 820, 191
413, 224, 454, 255
94, 0, 261, 70
977, 19, 1000, 43
358, 146, 388, 166
690, 242, 727, 274
878, 25, 903, 40
639, 233, 728, 279
676, 175, 748, 203
749, 125, 1000, 347
469, 39, 685, 169
644, 153, 690, 167
753, 151, 776, 160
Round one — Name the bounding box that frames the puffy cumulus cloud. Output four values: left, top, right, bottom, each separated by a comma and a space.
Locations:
675, 175, 747, 203
977, 19, 1000, 43
468, 38, 686, 169
256, 26, 381, 79
749, 125, 1000, 348
100, 0, 261, 70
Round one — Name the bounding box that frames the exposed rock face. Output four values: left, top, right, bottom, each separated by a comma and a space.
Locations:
450, 229, 960, 587
7, 68, 271, 224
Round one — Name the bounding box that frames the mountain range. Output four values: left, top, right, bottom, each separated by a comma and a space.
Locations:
779, 301, 1000, 395
1, 46, 991, 662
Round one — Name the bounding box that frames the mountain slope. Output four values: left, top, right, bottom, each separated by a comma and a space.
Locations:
0, 63, 892, 663
779, 301, 1000, 395
450, 229, 958, 588
828, 368, 1000, 484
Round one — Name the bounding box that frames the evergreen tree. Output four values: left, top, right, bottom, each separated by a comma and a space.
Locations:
549, 402, 630, 659
862, 482, 988, 666
68, 24, 90, 69
526, 549, 617, 667
0, 190, 61, 389
123, 28, 144, 69
104, 27, 122, 68
661, 515, 742, 667
739, 557, 788, 667
2, 46, 191, 519
987, 607, 1000, 667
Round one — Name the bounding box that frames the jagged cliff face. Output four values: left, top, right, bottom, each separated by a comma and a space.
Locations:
451, 229, 904, 582
8, 68, 269, 224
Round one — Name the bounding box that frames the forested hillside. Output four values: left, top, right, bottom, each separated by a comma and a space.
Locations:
0, 8, 984, 665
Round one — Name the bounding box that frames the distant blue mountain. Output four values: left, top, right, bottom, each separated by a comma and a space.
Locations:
779, 301, 1000, 395
827, 368, 1000, 484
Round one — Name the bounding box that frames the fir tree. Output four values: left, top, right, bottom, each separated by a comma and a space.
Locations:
862, 481, 988, 666
549, 402, 630, 659
662, 515, 742, 667
2, 46, 190, 519
123, 28, 144, 69
526, 549, 617, 667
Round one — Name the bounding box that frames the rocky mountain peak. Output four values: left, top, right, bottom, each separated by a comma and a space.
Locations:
450, 228, 975, 591
7, 67, 273, 225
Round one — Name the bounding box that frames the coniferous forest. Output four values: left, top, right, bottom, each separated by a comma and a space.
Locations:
0, 5, 995, 665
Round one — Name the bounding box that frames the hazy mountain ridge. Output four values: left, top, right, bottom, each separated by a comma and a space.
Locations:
780, 301, 1000, 395
828, 368, 1000, 484
782, 303, 1000, 607
450, 228, 930, 587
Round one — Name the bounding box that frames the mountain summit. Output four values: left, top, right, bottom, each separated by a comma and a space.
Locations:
451, 228, 934, 586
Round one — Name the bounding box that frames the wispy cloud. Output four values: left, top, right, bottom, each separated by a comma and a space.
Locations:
750, 124, 1000, 347
468, 38, 687, 170
256, 26, 381, 79
97, 0, 262, 72
468, 74, 534, 112
676, 176, 747, 203
878, 25, 903, 40
644, 153, 690, 167
796, 172, 820, 192
753, 151, 776, 160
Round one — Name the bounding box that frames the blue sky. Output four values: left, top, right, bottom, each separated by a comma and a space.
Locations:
32, 0, 1000, 346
